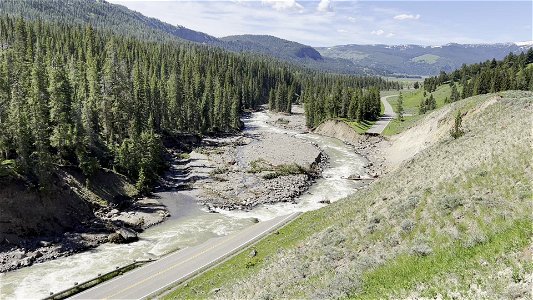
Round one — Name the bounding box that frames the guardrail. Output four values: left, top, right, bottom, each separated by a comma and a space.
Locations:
42, 259, 153, 300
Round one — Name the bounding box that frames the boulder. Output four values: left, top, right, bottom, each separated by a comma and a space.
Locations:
108, 228, 138, 244
30, 251, 43, 259
249, 249, 257, 257
12, 250, 26, 260
347, 174, 362, 180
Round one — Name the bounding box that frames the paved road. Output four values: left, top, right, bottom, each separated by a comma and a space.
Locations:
367, 95, 398, 135
70, 212, 299, 300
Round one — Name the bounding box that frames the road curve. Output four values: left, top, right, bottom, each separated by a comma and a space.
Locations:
70, 212, 299, 300
367, 94, 398, 135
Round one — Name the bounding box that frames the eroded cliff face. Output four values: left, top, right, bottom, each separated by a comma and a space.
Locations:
0, 177, 94, 243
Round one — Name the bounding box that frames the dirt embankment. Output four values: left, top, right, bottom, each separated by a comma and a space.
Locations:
314, 119, 362, 145
384, 95, 502, 169
0, 167, 169, 273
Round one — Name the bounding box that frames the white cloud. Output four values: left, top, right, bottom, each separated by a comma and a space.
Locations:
337, 29, 348, 33
371, 29, 385, 36
347, 16, 356, 22
262, 0, 303, 12
393, 14, 420, 21
317, 0, 333, 12
386, 32, 395, 37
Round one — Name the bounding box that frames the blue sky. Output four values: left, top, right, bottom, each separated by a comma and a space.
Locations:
109, 1, 532, 47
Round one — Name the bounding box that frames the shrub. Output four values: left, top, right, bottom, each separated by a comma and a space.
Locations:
437, 195, 463, 212
401, 220, 415, 232
261, 164, 308, 180
276, 118, 290, 125
411, 242, 433, 256
248, 159, 271, 173
210, 167, 228, 175
393, 195, 420, 216
450, 110, 464, 139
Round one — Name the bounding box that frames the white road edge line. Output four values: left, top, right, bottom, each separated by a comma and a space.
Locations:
138, 212, 299, 300
70, 244, 195, 299
71, 212, 298, 300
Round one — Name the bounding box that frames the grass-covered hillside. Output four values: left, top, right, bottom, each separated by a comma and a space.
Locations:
166, 91, 532, 299
384, 84, 462, 136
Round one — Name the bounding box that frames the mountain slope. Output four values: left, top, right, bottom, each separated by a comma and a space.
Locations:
3, 0, 529, 76
168, 91, 533, 299
318, 43, 533, 76
221, 35, 323, 61
0, 0, 374, 74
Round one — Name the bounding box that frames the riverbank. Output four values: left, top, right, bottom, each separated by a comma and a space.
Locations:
0, 185, 171, 273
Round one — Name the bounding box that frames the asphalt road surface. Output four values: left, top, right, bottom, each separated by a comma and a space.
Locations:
70, 212, 299, 299
367, 95, 398, 135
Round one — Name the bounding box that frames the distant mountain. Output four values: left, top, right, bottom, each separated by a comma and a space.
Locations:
317, 43, 533, 76
221, 35, 323, 61
0, 0, 376, 74
1, 0, 530, 76
219, 35, 376, 75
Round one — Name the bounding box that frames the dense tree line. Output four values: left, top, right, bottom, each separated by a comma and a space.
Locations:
301, 77, 382, 128
267, 72, 397, 125
0, 16, 292, 190
0, 15, 396, 190
423, 49, 533, 97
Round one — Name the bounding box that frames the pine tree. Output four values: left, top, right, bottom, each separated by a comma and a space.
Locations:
450, 84, 460, 102
9, 18, 33, 173
396, 92, 404, 121
29, 48, 52, 184
0, 52, 12, 160
49, 61, 74, 158
419, 98, 426, 114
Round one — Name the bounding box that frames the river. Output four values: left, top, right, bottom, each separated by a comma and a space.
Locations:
0, 111, 367, 299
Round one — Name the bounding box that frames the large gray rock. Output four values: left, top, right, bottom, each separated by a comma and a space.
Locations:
108, 228, 138, 244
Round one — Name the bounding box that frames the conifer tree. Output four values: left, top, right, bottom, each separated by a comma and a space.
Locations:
49, 61, 74, 158
29, 48, 52, 184
396, 92, 404, 121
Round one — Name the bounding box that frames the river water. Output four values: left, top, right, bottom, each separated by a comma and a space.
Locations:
0, 111, 367, 299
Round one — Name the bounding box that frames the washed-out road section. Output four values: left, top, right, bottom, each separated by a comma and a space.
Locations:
70, 212, 299, 300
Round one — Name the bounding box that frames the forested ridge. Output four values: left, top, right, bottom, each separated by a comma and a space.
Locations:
0, 0, 379, 75
0, 15, 397, 191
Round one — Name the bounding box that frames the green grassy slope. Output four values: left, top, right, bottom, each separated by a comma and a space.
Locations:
384, 84, 463, 135
165, 91, 532, 299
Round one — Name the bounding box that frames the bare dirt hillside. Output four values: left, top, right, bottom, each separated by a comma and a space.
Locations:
314, 119, 362, 145
384, 95, 501, 168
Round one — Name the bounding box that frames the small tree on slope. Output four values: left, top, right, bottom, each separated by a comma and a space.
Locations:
396, 92, 405, 121
450, 110, 464, 139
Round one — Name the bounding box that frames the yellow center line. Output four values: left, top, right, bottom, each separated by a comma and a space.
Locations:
102, 226, 250, 299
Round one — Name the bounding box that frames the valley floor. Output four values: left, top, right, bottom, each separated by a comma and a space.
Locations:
1, 104, 385, 296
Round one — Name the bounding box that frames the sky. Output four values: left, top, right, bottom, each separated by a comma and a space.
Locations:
109, 0, 533, 47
